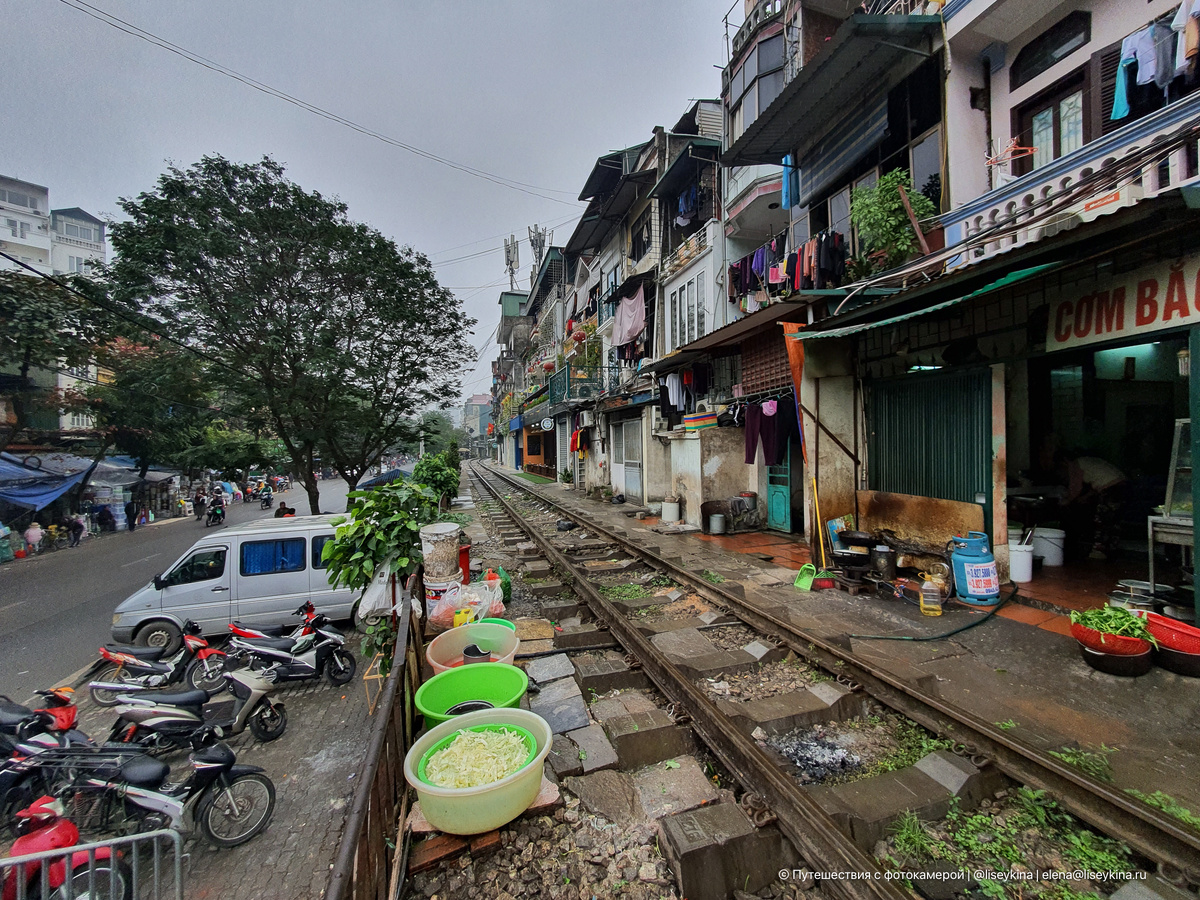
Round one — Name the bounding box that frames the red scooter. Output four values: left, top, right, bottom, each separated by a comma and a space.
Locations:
1, 796, 129, 899
227, 602, 317, 641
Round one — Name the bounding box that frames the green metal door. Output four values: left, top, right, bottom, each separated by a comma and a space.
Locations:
767, 439, 791, 532
867, 369, 992, 535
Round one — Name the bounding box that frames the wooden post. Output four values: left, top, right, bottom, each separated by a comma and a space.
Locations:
897, 184, 932, 256
1191, 326, 1199, 622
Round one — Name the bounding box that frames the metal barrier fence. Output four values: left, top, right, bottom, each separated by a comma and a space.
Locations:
326, 593, 420, 900
0, 828, 182, 900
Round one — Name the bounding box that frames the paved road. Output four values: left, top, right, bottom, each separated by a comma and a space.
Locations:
0, 479, 351, 702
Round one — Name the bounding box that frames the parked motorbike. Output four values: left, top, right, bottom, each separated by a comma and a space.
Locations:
1, 694, 95, 835
228, 602, 316, 642
44, 727, 274, 848
1, 796, 130, 900
228, 615, 356, 686
103, 668, 287, 752
89, 621, 227, 707
204, 503, 226, 527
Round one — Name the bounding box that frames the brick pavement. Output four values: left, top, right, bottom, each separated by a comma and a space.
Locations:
73, 653, 371, 900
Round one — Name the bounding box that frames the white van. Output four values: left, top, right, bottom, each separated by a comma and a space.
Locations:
111, 515, 356, 650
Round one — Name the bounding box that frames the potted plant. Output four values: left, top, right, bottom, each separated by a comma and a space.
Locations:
321, 479, 446, 675
850, 169, 937, 270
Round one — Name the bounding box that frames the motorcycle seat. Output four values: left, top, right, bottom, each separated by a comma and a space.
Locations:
0, 698, 33, 732
241, 636, 294, 651
104, 644, 167, 661
233, 621, 285, 637
99, 754, 169, 788
137, 688, 209, 708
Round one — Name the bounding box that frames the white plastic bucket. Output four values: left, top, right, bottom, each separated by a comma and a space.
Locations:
1008, 542, 1033, 583
1007, 526, 1022, 544
661, 501, 681, 523
420, 523, 462, 579
709, 514, 727, 534
1032, 527, 1065, 567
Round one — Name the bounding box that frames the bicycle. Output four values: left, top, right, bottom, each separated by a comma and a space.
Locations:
44, 525, 69, 551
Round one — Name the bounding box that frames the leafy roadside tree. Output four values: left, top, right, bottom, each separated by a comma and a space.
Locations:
83, 338, 216, 478
0, 271, 112, 452
174, 423, 287, 476
103, 155, 475, 513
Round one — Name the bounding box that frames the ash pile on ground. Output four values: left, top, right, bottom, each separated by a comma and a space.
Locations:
769, 728, 862, 782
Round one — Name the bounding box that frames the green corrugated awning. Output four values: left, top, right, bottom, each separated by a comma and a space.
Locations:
795, 263, 1061, 340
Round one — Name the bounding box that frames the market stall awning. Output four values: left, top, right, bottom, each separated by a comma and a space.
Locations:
722, 15, 941, 167
0, 456, 85, 511
795, 264, 1062, 340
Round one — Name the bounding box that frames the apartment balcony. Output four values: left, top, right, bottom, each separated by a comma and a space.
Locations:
54, 234, 105, 253
943, 95, 1200, 269
661, 222, 713, 280
546, 365, 621, 406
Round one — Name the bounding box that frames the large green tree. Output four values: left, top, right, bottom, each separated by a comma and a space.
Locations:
0, 271, 112, 452
103, 155, 475, 512
83, 337, 216, 477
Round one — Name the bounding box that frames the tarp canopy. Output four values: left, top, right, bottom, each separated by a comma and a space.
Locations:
359, 467, 411, 489
0, 456, 86, 511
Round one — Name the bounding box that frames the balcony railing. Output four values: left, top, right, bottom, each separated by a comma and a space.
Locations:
662, 223, 711, 279
943, 94, 1200, 269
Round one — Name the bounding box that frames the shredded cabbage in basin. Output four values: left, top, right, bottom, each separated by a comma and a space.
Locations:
424, 727, 529, 788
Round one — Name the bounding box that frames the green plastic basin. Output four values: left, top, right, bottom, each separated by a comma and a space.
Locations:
480, 617, 517, 631
415, 662, 528, 726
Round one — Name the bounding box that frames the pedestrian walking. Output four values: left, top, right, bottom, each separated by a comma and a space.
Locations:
124, 500, 137, 532
62, 515, 85, 548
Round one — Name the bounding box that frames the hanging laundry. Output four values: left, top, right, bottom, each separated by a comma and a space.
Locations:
1113, 34, 1137, 119
612, 284, 646, 345
665, 373, 685, 411
1172, 1, 1198, 77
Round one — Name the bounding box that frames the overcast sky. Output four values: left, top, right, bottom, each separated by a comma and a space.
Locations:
4, 0, 738, 407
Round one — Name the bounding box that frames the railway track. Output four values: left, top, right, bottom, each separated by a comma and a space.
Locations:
467, 461, 1200, 890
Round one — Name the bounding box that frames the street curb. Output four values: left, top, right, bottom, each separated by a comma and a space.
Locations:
23, 658, 104, 707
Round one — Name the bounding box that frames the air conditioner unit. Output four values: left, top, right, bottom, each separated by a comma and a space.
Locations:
579, 410, 595, 427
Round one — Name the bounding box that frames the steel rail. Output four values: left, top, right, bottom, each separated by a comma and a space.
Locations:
473, 462, 1200, 883
468, 465, 908, 900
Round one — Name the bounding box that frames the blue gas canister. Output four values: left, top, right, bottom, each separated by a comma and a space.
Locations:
950, 532, 1001, 605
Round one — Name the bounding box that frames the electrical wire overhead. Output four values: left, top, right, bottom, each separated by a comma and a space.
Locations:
55, 0, 584, 206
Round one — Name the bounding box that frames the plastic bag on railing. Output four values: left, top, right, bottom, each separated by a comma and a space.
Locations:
428, 581, 504, 631
356, 556, 401, 623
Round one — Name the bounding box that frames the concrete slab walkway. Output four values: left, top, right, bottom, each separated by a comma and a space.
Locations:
488, 463, 1200, 814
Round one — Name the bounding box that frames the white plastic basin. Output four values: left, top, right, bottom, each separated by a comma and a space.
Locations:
426, 622, 520, 674
403, 708, 552, 835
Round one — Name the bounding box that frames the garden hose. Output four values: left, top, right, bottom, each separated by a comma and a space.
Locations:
849, 584, 1018, 642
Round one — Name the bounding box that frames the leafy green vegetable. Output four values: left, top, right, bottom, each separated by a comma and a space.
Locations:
1069, 607, 1157, 647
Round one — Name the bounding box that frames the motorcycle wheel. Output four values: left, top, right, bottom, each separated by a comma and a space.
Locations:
326, 649, 357, 686
247, 699, 287, 742
186, 657, 228, 694
196, 773, 275, 848
57, 857, 133, 899
90, 666, 134, 707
